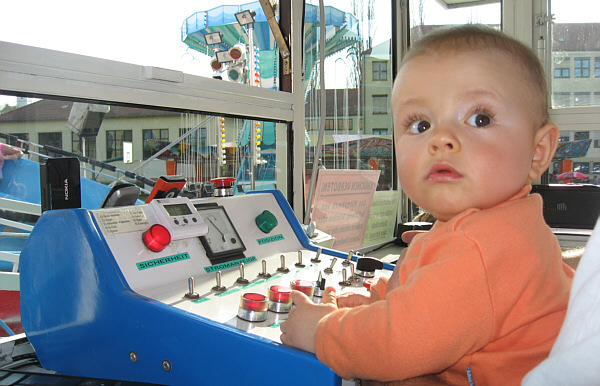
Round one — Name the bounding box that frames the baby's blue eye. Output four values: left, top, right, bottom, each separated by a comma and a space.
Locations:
466, 113, 491, 128
408, 120, 431, 134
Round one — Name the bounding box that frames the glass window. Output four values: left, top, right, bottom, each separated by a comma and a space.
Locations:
304, 0, 394, 186
0, 95, 290, 198
573, 162, 590, 174
106, 130, 132, 159
574, 131, 590, 140
550, 8, 600, 109
6, 133, 28, 148
143, 129, 169, 160
373, 128, 388, 135
372, 61, 388, 81
574, 92, 591, 106
72, 133, 97, 160
554, 68, 570, 78
303, 0, 397, 249
553, 92, 571, 107
574, 57, 591, 77
38, 132, 62, 156
372, 95, 388, 115
325, 119, 353, 131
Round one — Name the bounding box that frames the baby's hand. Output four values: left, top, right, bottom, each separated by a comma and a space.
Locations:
280, 287, 338, 353
335, 291, 374, 308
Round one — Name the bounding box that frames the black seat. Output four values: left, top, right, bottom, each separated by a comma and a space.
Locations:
100, 183, 140, 208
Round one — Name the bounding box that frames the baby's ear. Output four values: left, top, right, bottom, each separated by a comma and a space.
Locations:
528, 122, 559, 183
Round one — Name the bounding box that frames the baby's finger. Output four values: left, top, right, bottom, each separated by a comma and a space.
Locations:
322, 286, 337, 307
290, 290, 311, 306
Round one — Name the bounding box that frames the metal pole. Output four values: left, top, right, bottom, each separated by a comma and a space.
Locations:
249, 23, 257, 191
303, 0, 327, 225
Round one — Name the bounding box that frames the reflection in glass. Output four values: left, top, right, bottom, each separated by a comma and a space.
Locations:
550, 0, 600, 108
0, 95, 287, 198
549, 0, 600, 186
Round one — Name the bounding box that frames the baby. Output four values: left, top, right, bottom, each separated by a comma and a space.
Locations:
280, 25, 574, 385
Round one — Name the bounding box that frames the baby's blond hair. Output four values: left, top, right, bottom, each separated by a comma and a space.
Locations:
402, 25, 549, 128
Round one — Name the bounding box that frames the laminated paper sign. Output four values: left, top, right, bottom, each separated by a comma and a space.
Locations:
363, 190, 400, 246
312, 169, 380, 251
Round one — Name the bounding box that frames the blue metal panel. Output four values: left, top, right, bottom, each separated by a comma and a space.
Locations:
20, 196, 341, 385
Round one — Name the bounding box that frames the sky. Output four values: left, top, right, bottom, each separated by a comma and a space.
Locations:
0, 0, 598, 107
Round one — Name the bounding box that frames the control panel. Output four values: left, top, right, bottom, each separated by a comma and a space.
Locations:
19, 190, 393, 385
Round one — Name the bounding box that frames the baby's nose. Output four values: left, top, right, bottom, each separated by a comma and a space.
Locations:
428, 129, 460, 154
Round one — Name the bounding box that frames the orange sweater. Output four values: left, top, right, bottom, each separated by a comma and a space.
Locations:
315, 187, 573, 385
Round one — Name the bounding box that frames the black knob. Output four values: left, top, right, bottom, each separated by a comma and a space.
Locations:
356, 256, 383, 273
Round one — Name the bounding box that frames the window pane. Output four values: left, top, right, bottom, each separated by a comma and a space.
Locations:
549, 0, 599, 187
143, 129, 170, 160
550, 1, 600, 108
304, 0, 397, 250
0, 95, 290, 198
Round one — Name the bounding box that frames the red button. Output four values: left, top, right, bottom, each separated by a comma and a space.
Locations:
210, 177, 236, 188
268, 285, 291, 303
142, 224, 171, 252
240, 293, 267, 312
290, 280, 314, 297
363, 278, 375, 290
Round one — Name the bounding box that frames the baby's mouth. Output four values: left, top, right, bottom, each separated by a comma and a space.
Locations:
427, 163, 462, 181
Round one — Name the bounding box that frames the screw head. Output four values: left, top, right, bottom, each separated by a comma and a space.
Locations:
162, 360, 172, 372
129, 351, 138, 363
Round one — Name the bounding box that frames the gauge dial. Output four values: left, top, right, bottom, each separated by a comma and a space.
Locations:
195, 204, 246, 262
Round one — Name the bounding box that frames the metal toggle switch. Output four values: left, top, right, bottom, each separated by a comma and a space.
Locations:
324, 258, 337, 274
276, 254, 290, 273
339, 268, 351, 287
349, 263, 361, 284
211, 271, 226, 292
311, 247, 322, 263
295, 250, 305, 268
342, 250, 354, 267
236, 262, 250, 285
257, 259, 272, 278
184, 277, 200, 299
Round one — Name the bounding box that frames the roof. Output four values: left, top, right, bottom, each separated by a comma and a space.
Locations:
0, 99, 180, 123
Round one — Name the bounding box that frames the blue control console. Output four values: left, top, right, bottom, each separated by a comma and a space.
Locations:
20, 190, 392, 385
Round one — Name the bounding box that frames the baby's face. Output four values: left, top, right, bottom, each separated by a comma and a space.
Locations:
393, 50, 539, 221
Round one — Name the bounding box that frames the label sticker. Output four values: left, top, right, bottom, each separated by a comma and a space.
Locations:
204, 256, 258, 273
136, 252, 191, 270
94, 207, 148, 236
256, 234, 284, 245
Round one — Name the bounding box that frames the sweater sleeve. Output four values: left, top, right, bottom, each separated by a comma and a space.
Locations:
314, 231, 495, 381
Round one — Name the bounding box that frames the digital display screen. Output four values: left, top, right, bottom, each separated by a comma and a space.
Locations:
164, 203, 192, 216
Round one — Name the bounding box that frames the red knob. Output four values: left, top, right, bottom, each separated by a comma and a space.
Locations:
210, 177, 236, 188
142, 224, 171, 252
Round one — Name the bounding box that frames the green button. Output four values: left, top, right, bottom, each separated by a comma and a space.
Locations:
255, 210, 278, 233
